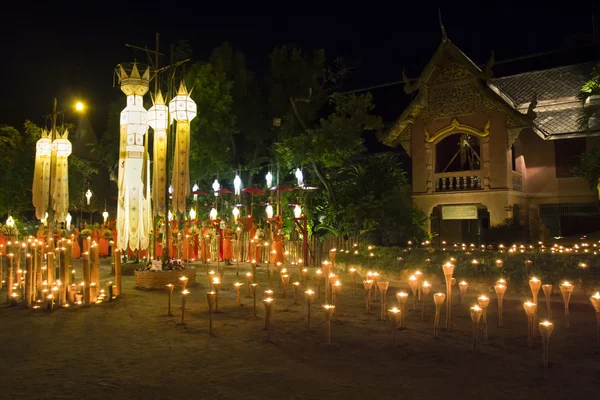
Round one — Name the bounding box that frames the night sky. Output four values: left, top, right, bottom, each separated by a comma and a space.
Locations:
1, 5, 598, 135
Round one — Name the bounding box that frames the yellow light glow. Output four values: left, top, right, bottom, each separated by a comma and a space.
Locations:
75, 101, 85, 112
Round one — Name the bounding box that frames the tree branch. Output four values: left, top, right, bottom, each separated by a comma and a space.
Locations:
313, 161, 336, 203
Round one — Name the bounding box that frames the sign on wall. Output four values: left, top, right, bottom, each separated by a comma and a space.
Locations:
442, 205, 478, 220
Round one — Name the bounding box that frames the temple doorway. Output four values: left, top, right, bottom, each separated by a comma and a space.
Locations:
430, 204, 489, 245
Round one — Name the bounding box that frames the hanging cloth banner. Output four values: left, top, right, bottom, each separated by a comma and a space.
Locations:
32, 129, 52, 220
169, 83, 197, 214
148, 91, 169, 216
51, 129, 71, 223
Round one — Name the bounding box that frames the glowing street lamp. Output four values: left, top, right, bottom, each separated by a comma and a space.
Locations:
75, 101, 85, 112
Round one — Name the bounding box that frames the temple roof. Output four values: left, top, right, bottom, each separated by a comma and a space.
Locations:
489, 62, 599, 138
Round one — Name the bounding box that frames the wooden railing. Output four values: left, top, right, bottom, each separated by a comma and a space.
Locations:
434, 171, 482, 192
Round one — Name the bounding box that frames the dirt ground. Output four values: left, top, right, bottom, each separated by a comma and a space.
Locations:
1, 259, 599, 400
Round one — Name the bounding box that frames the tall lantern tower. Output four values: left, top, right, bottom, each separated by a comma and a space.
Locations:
148, 91, 169, 216
169, 82, 196, 214
115, 63, 152, 251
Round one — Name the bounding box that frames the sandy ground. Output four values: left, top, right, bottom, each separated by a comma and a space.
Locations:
1, 259, 599, 400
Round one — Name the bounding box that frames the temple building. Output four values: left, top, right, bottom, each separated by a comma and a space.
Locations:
381, 32, 600, 244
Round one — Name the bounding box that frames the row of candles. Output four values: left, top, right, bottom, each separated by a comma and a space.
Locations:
1, 237, 123, 310
405, 239, 600, 255
165, 257, 600, 367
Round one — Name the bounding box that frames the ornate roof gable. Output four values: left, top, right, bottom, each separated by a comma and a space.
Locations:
382, 38, 530, 150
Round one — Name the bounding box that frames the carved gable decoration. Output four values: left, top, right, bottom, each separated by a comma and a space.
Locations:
431, 60, 474, 84
428, 84, 478, 119
424, 118, 490, 143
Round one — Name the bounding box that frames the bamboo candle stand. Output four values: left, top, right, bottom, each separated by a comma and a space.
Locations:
179, 276, 189, 290
559, 281, 574, 328
477, 295, 490, 341
421, 281, 431, 320
281, 274, 290, 310
212, 277, 222, 312
415, 270, 423, 301
301, 268, 308, 286
470, 305, 483, 352
389, 307, 401, 345
542, 284, 553, 319
263, 297, 274, 341
523, 301, 537, 348
377, 281, 389, 321
315, 269, 323, 299
323, 304, 335, 344
251, 283, 259, 317
7, 253, 14, 303
251, 260, 257, 282
332, 280, 342, 319
539, 320, 554, 367
181, 289, 190, 324
207, 270, 216, 290
589, 292, 600, 348
529, 277, 542, 336
207, 291, 216, 335
442, 262, 455, 330
234, 282, 243, 306
458, 281, 468, 305
305, 289, 315, 332
433, 293, 446, 338
363, 279, 373, 313
245, 273, 253, 297
396, 291, 408, 328
372, 272, 380, 303
408, 275, 418, 310
292, 282, 300, 305
494, 283, 507, 327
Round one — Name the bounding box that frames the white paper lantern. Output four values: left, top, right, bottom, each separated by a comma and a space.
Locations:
265, 171, 273, 188
212, 179, 220, 196
102, 211, 109, 223
52, 138, 72, 157
147, 100, 169, 131
209, 208, 218, 220
294, 204, 302, 219
66, 213, 72, 228
295, 168, 303, 187
232, 206, 240, 220
189, 208, 196, 220
6, 215, 14, 227
36, 137, 52, 157
266, 204, 274, 219
233, 174, 242, 196
169, 83, 197, 122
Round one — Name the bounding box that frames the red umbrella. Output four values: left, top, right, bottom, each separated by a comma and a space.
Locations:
191, 190, 208, 196
216, 188, 233, 194
270, 186, 293, 192
243, 187, 265, 217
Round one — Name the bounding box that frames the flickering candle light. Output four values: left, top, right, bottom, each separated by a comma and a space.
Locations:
494, 283, 506, 327
421, 281, 431, 320
408, 275, 418, 310
539, 321, 554, 367
250, 283, 259, 317
589, 292, 600, 348
10, 292, 18, 307
323, 304, 336, 344
292, 282, 300, 305
542, 284, 553, 318
349, 267, 357, 293
179, 276, 189, 290
396, 291, 408, 328
281, 273, 291, 310
207, 291, 216, 335
523, 301, 538, 348
415, 270, 423, 300
25, 254, 32, 308
372, 272, 380, 302
495, 259, 503, 268
442, 262, 455, 330
477, 295, 490, 341
263, 297, 274, 341
433, 293, 446, 338
305, 289, 315, 332
244, 272, 253, 297
89, 282, 97, 303
559, 281, 574, 328
208, 270, 216, 290
46, 294, 54, 312
389, 307, 402, 345
234, 282, 243, 307
458, 281, 468, 305
301, 268, 308, 286
332, 280, 342, 317
470, 305, 483, 352
529, 277, 542, 305
363, 279, 373, 313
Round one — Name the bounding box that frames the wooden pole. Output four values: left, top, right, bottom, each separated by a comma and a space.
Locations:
47, 251, 54, 287
25, 254, 32, 307
82, 252, 91, 306
114, 249, 122, 297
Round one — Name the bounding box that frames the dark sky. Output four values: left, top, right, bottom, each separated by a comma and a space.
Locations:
1, 5, 598, 134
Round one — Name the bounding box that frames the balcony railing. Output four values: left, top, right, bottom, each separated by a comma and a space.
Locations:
434, 171, 481, 192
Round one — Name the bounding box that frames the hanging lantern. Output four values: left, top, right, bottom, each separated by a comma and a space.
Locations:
115, 62, 151, 252
266, 204, 274, 219
41, 212, 48, 225
169, 82, 197, 214
189, 208, 196, 220
32, 129, 52, 220
266, 171, 273, 189
102, 210, 109, 223
168, 210, 173, 221
212, 179, 220, 196
148, 91, 170, 217
210, 208, 218, 220
192, 184, 199, 201
294, 204, 302, 219
6, 215, 15, 227
51, 130, 72, 223
295, 168, 303, 187
66, 213, 72, 228
85, 189, 92, 205
234, 174, 242, 196
232, 206, 240, 221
